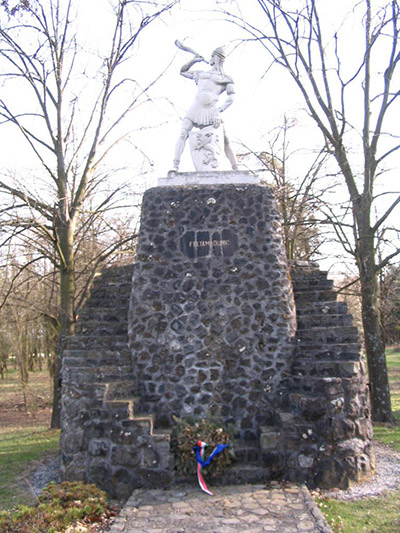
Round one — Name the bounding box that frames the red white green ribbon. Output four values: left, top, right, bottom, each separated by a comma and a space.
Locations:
193, 440, 229, 496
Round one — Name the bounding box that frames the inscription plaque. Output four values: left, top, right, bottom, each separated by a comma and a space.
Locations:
180, 229, 238, 259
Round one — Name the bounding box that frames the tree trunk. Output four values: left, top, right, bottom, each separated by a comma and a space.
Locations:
51, 221, 75, 429
357, 227, 394, 422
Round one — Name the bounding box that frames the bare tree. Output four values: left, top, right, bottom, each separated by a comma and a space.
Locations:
0, 248, 54, 402
379, 263, 400, 346
220, 0, 400, 422
0, 0, 178, 427
239, 117, 332, 261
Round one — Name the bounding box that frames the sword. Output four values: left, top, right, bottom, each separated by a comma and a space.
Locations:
175, 40, 209, 64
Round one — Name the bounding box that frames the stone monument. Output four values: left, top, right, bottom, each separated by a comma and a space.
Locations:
59, 43, 374, 499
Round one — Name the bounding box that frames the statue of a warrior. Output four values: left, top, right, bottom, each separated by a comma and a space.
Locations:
171, 44, 238, 173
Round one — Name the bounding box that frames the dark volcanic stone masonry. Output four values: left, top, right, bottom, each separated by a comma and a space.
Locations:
128, 184, 297, 439
60, 180, 374, 497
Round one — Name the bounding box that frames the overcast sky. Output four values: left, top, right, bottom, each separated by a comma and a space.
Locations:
0, 0, 386, 182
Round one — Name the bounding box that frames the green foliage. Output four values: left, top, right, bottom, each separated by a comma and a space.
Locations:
317, 492, 400, 533
0, 481, 113, 533
171, 416, 235, 477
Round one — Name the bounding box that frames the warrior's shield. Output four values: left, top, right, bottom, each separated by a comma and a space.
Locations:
189, 124, 224, 171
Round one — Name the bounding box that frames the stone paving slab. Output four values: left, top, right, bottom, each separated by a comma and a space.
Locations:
110, 483, 332, 533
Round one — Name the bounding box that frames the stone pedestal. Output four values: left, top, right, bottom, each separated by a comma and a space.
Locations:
159, 170, 260, 187
129, 179, 297, 440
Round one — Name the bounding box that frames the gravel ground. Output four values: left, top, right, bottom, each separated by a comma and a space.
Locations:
318, 441, 400, 500
22, 452, 60, 499
28, 441, 400, 502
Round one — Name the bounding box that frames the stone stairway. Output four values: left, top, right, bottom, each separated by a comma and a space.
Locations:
231, 263, 372, 487
268, 262, 374, 488
61, 261, 374, 496
61, 265, 173, 500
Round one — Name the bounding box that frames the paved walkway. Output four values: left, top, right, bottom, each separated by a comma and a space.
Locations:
109, 483, 332, 532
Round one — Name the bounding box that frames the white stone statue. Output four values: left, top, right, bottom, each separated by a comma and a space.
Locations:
171, 43, 238, 173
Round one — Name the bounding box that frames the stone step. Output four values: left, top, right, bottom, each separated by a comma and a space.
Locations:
285, 419, 368, 446
287, 392, 344, 417
99, 401, 134, 422
85, 276, 131, 292
103, 381, 137, 403
94, 273, 133, 286
152, 428, 172, 441
274, 411, 328, 443
81, 297, 130, 309
218, 464, 272, 485
64, 349, 126, 358
63, 350, 131, 367
233, 444, 262, 464
290, 359, 361, 378
110, 418, 156, 444
105, 400, 162, 424
88, 290, 129, 302
97, 265, 134, 279
292, 279, 334, 291
77, 307, 129, 321
63, 365, 133, 384
297, 313, 353, 329
296, 326, 359, 344
290, 264, 328, 278
89, 281, 132, 295
294, 289, 337, 303
62, 381, 108, 401
67, 335, 129, 350
74, 322, 128, 336
113, 414, 172, 440
259, 425, 281, 451
293, 342, 362, 360
286, 375, 354, 396
63, 355, 132, 369
295, 300, 348, 315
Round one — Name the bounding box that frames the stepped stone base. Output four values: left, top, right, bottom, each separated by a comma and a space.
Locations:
60, 179, 374, 498
60, 266, 173, 500
279, 262, 374, 489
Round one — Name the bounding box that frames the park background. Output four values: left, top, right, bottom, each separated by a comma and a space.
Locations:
0, 1, 400, 531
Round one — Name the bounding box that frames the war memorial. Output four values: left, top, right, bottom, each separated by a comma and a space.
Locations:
60, 44, 374, 499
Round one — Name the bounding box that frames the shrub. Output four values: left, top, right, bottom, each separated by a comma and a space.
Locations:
171, 416, 235, 477
0, 481, 114, 532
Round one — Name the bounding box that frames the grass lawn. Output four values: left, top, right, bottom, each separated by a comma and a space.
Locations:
317, 347, 400, 533
0, 368, 60, 510
0, 426, 60, 510
318, 491, 400, 532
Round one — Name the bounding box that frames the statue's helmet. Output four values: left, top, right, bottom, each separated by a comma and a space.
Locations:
212, 46, 226, 61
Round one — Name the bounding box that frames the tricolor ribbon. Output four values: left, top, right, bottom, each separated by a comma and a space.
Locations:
193, 440, 229, 496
